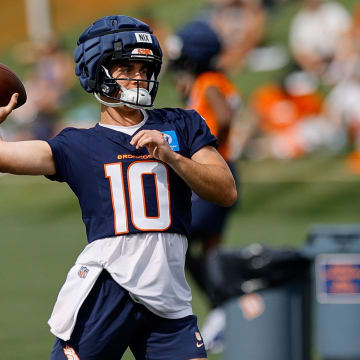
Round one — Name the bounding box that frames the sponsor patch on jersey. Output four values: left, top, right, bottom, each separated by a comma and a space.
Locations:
135, 32, 152, 43
78, 265, 89, 279
162, 131, 180, 151
132, 48, 153, 57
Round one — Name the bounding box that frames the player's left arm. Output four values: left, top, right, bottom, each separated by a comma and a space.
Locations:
131, 130, 237, 207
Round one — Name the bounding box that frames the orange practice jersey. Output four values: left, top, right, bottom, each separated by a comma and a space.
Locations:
186, 71, 239, 160
250, 83, 323, 134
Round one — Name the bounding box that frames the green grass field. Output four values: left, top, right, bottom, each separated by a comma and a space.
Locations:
1, 157, 360, 359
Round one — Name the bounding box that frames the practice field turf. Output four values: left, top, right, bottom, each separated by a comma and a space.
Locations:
1, 157, 359, 359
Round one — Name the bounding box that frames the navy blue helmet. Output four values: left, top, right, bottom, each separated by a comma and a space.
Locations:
74, 15, 163, 109
166, 20, 222, 75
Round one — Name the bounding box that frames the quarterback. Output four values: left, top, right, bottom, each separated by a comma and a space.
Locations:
0, 15, 237, 360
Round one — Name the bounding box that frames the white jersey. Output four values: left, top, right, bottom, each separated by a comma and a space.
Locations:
48, 233, 193, 341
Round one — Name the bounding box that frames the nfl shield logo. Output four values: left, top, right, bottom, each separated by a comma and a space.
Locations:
78, 266, 89, 279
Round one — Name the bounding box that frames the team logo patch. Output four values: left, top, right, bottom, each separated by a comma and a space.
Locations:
78, 266, 89, 279
162, 131, 180, 151
63, 345, 80, 360
132, 48, 153, 57
135, 32, 152, 43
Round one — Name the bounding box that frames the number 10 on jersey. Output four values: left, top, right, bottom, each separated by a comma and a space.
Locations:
105, 161, 171, 234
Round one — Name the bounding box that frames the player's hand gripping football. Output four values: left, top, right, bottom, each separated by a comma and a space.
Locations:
0, 93, 18, 125
130, 130, 176, 163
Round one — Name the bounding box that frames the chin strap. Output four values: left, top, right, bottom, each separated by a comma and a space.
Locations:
94, 93, 123, 107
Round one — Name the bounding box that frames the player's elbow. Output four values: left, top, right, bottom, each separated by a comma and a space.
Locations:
222, 185, 238, 207
214, 177, 237, 207
215, 169, 238, 207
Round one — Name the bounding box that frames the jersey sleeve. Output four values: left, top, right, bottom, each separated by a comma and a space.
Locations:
45, 128, 75, 182
185, 110, 218, 157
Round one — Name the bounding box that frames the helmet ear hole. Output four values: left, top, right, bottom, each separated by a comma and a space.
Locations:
101, 84, 113, 94
97, 64, 118, 96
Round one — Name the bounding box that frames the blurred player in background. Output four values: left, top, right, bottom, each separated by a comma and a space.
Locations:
248, 68, 326, 160
289, 0, 351, 83
205, 0, 267, 74
166, 20, 241, 352
0, 15, 237, 360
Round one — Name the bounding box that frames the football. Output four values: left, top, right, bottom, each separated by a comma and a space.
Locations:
0, 63, 27, 109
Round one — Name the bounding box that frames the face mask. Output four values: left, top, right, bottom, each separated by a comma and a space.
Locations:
95, 85, 152, 109
119, 85, 152, 107
95, 65, 153, 109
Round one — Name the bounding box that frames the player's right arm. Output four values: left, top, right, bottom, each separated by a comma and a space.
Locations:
0, 94, 56, 176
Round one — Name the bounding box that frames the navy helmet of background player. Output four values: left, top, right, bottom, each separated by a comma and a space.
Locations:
74, 15, 162, 109
167, 20, 222, 76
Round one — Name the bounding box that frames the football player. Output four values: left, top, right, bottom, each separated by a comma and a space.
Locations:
167, 21, 241, 352
0, 15, 237, 360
